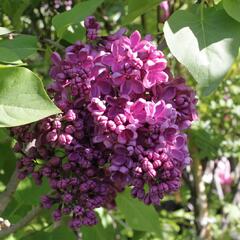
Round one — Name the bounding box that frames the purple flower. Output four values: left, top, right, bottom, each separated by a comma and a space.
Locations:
159, 1, 170, 23
11, 16, 197, 229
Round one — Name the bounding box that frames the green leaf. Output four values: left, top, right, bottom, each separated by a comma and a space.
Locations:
0, 27, 11, 35
0, 35, 38, 59
116, 189, 161, 236
122, 0, 163, 24
48, 226, 76, 240
0, 128, 10, 143
15, 178, 50, 206
21, 225, 75, 240
0, 47, 23, 64
82, 221, 115, 240
223, 0, 240, 22
52, 0, 103, 41
0, 67, 61, 128
0, 142, 16, 183
61, 24, 86, 43
189, 128, 222, 159
163, 5, 240, 95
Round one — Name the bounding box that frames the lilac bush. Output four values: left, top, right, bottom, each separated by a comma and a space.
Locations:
11, 16, 197, 229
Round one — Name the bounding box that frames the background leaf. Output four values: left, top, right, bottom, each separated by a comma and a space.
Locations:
163, 5, 240, 95
15, 178, 50, 206
81, 220, 115, 240
0, 0, 31, 30
0, 47, 23, 64
0, 35, 38, 59
116, 189, 162, 236
122, 0, 163, 24
223, 0, 240, 22
52, 0, 103, 41
0, 67, 60, 127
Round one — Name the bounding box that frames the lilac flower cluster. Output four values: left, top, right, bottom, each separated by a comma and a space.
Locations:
11, 16, 197, 229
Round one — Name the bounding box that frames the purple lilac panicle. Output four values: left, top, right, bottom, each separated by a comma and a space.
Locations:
11, 16, 197, 229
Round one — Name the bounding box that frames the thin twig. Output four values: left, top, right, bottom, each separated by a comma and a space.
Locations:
43, 39, 65, 50
191, 156, 212, 240
0, 169, 20, 215
0, 206, 42, 238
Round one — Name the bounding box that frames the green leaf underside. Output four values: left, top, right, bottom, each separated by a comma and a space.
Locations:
0, 67, 60, 128
116, 189, 161, 236
0, 35, 37, 59
163, 5, 240, 95
52, 0, 103, 40
223, 0, 240, 22
123, 0, 163, 24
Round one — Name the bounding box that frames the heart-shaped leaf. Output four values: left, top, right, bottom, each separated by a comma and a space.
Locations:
0, 67, 60, 127
223, 0, 240, 22
163, 5, 240, 95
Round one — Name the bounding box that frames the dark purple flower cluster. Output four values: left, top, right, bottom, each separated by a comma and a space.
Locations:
11, 16, 197, 229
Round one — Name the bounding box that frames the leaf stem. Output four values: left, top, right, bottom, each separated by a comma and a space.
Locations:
0, 206, 42, 238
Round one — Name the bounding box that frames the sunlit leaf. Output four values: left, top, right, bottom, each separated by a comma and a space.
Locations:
0, 67, 60, 127
164, 5, 240, 95
223, 0, 240, 22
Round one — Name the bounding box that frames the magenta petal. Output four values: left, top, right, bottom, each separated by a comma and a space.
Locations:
118, 132, 127, 144
121, 80, 132, 95
91, 84, 100, 97
175, 135, 185, 148
171, 149, 184, 161
156, 71, 169, 83
112, 156, 127, 166
154, 101, 165, 119
112, 42, 119, 58
131, 99, 146, 112
148, 70, 168, 84
163, 86, 176, 100
102, 55, 114, 66
51, 52, 62, 65
130, 31, 141, 47
150, 60, 167, 71
78, 51, 88, 61
143, 73, 156, 88
112, 72, 125, 86
145, 102, 155, 119
98, 81, 112, 94
132, 80, 144, 94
